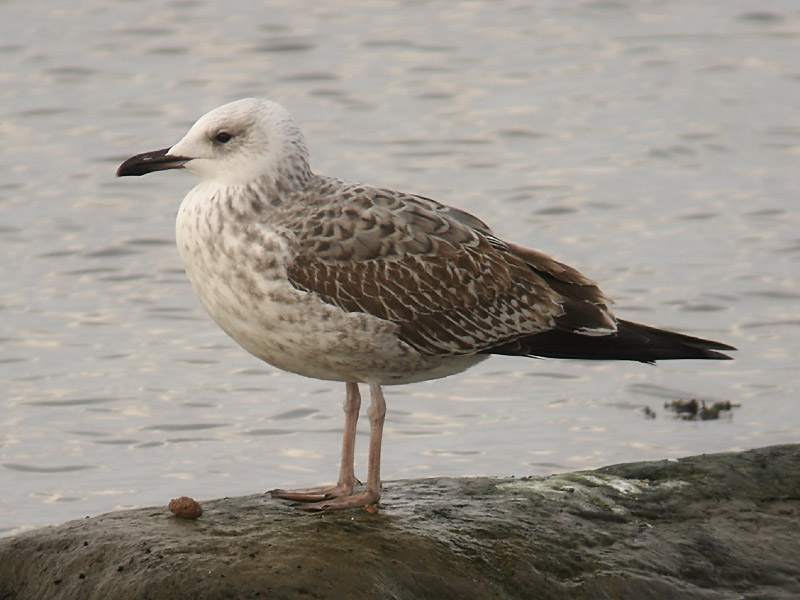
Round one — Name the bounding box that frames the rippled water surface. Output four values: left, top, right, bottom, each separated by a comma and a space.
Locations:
2, 1, 799, 535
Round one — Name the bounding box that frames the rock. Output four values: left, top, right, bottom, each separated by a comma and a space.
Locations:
2, 444, 799, 599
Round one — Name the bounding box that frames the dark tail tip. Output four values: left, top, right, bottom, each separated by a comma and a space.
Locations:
488, 319, 736, 363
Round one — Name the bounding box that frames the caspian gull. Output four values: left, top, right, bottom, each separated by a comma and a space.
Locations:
117, 98, 735, 510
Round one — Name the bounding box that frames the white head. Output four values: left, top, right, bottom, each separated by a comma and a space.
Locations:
117, 98, 312, 188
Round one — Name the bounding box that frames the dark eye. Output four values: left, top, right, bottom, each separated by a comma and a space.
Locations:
214, 131, 232, 144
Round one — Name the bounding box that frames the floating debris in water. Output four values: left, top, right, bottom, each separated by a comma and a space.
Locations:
662, 399, 740, 421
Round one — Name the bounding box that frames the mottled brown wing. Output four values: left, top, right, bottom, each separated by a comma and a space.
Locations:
283, 182, 613, 356
503, 243, 616, 334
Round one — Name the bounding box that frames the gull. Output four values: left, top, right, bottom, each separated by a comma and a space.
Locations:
117, 98, 735, 510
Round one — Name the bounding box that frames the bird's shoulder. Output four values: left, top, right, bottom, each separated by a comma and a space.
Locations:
275, 176, 500, 262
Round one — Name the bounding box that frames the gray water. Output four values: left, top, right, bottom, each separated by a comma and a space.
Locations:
1, 0, 798, 536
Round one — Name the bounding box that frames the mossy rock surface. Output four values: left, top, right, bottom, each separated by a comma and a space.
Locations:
2, 444, 799, 599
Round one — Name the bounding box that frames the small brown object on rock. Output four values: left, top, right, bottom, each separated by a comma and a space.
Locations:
168, 496, 203, 519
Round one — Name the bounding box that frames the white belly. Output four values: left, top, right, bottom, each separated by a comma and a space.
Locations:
174, 185, 487, 384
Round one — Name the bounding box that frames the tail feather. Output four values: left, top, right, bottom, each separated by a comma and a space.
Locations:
488, 319, 735, 363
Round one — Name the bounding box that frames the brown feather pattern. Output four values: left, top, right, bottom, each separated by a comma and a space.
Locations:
280, 177, 615, 357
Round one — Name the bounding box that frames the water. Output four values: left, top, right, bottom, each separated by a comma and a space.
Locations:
1, 0, 798, 536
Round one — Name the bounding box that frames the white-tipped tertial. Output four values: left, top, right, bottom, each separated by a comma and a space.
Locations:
117, 98, 734, 510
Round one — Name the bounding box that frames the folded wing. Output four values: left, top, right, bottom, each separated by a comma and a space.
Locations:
283, 181, 734, 361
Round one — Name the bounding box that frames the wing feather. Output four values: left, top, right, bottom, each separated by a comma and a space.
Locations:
281, 181, 612, 356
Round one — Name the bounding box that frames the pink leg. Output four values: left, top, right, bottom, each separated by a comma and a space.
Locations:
363, 382, 386, 501
269, 382, 361, 502
299, 382, 386, 511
